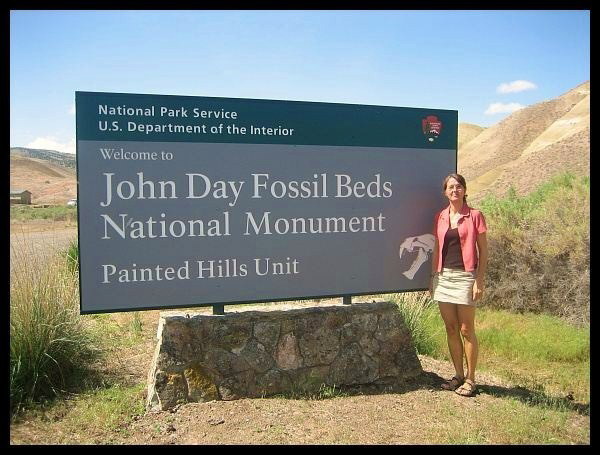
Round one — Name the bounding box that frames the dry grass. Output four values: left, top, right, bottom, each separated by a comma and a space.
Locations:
10, 236, 99, 414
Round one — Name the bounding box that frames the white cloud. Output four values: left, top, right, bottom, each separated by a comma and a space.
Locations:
25, 136, 76, 154
497, 80, 537, 94
484, 102, 526, 115
68, 103, 76, 115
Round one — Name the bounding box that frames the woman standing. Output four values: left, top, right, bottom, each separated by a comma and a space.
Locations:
429, 173, 488, 397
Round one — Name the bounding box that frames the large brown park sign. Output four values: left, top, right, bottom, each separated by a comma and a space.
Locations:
75, 91, 457, 314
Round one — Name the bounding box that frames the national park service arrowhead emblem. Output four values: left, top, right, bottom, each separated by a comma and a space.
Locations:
422, 115, 443, 142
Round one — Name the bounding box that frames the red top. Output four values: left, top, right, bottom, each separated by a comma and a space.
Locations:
433, 203, 487, 272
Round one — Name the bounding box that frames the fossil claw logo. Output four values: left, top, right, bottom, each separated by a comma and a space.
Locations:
398, 234, 435, 280
422, 115, 443, 142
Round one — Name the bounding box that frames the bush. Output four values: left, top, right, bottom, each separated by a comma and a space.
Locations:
10, 243, 99, 414
477, 172, 589, 325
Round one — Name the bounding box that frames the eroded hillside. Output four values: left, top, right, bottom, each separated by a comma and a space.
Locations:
458, 81, 589, 201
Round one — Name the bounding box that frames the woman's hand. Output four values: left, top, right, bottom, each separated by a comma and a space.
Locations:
472, 279, 484, 301
428, 274, 435, 298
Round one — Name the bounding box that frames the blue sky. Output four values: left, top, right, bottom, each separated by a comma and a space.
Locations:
10, 10, 590, 154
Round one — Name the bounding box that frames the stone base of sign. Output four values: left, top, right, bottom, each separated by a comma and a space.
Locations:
146, 301, 422, 411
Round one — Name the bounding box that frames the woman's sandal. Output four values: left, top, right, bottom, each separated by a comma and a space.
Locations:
441, 376, 464, 391
455, 379, 477, 397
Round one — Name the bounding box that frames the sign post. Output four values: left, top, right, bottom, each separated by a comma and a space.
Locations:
76, 91, 456, 314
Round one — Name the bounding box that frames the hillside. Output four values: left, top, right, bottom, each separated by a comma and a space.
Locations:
458, 123, 485, 149
10, 147, 76, 170
458, 81, 590, 201
10, 154, 76, 204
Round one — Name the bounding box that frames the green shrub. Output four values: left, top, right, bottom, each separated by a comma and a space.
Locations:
477, 172, 589, 325
10, 244, 99, 414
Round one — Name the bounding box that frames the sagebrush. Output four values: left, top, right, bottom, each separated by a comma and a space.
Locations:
477, 172, 589, 325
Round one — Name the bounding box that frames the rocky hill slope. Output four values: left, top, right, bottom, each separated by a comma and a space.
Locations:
10, 147, 76, 169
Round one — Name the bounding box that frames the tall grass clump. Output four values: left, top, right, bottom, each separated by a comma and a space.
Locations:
477, 172, 589, 325
130, 312, 143, 338
65, 239, 79, 274
10, 240, 99, 415
390, 292, 437, 355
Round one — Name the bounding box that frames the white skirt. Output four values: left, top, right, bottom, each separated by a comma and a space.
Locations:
432, 268, 477, 306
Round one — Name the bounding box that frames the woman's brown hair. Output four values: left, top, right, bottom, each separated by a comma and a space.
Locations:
442, 173, 468, 203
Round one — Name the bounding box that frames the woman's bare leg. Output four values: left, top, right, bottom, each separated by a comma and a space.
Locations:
438, 302, 465, 379
457, 304, 478, 383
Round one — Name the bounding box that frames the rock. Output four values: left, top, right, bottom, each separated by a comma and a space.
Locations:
218, 370, 254, 400
254, 321, 280, 352
253, 369, 292, 396
298, 326, 340, 367
274, 332, 302, 370
329, 343, 379, 385
204, 348, 251, 376
240, 340, 275, 373
183, 363, 219, 402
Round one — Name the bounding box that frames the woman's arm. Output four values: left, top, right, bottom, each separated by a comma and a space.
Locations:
473, 231, 488, 301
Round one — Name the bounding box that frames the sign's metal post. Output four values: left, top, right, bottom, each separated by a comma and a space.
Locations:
213, 304, 225, 315
343, 295, 352, 305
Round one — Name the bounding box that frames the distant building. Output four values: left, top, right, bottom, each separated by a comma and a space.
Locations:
10, 189, 32, 205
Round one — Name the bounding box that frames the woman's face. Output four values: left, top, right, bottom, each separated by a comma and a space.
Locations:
445, 177, 465, 202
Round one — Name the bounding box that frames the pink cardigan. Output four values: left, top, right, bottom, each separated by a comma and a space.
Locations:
433, 204, 487, 272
